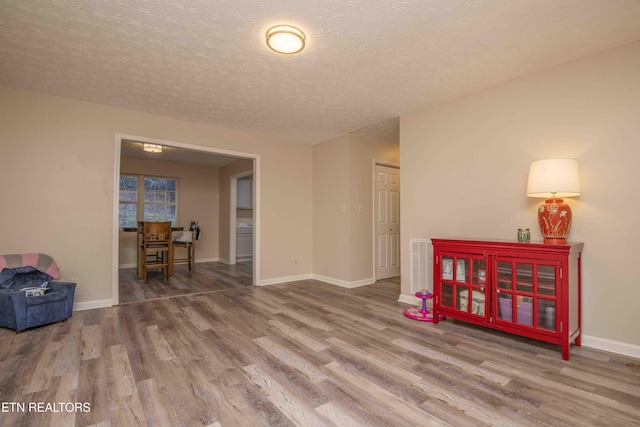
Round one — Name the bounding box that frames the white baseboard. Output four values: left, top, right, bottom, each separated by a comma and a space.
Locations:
259, 274, 313, 286
218, 258, 231, 265
258, 274, 375, 288
236, 256, 253, 263
196, 258, 218, 263
581, 335, 640, 360
398, 293, 422, 305
312, 275, 374, 289
119, 263, 136, 269
73, 299, 113, 311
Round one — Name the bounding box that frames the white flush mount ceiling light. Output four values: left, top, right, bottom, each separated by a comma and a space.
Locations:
143, 143, 163, 153
266, 25, 306, 54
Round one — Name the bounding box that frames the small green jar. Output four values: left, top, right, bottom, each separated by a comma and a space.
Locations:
518, 228, 530, 242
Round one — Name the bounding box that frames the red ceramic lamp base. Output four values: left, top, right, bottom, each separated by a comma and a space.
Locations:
544, 238, 567, 244
538, 198, 572, 244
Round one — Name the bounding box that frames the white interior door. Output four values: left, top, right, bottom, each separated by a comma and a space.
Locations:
375, 164, 400, 280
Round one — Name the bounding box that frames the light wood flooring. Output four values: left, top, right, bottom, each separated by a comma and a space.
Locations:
1, 276, 640, 426
118, 261, 253, 304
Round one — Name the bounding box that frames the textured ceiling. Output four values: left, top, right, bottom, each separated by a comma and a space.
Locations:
2, 0, 640, 146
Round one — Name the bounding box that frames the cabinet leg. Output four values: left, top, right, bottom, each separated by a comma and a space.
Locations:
562, 344, 570, 361
575, 334, 581, 347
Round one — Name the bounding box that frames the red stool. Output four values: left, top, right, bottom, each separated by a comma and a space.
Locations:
403, 290, 445, 322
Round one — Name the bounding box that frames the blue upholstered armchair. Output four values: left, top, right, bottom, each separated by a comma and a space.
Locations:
0, 266, 76, 333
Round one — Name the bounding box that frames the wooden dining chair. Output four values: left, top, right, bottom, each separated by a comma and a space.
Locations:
136, 221, 144, 279
172, 230, 195, 273
140, 221, 172, 282
136, 220, 165, 279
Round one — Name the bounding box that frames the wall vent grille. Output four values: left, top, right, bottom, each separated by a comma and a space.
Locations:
410, 239, 428, 293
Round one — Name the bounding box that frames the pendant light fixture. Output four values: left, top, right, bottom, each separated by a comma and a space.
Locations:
143, 143, 163, 153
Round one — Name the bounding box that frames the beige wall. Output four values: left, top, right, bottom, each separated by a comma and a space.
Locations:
313, 134, 399, 284
0, 86, 312, 306
218, 159, 253, 263
400, 41, 640, 351
118, 156, 220, 266
312, 136, 351, 281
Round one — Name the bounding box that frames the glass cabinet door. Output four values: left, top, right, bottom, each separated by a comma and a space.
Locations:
536, 264, 557, 331
440, 256, 454, 309
439, 255, 487, 319
495, 258, 557, 332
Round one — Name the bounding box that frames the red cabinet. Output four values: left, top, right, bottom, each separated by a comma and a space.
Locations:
432, 239, 583, 360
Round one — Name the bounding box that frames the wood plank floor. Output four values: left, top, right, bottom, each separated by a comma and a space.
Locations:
1, 277, 639, 426
119, 262, 253, 304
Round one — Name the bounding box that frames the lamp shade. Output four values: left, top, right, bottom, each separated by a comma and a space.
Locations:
526, 158, 581, 198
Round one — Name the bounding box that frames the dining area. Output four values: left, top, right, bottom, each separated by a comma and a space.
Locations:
117, 154, 255, 304
118, 218, 252, 305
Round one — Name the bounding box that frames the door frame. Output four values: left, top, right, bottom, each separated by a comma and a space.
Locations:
229, 170, 254, 265
112, 133, 261, 304
372, 160, 400, 281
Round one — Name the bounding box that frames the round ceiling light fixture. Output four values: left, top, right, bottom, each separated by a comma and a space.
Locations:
266, 25, 306, 54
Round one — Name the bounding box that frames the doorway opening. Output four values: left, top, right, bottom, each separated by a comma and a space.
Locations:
112, 133, 260, 305
229, 171, 254, 266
